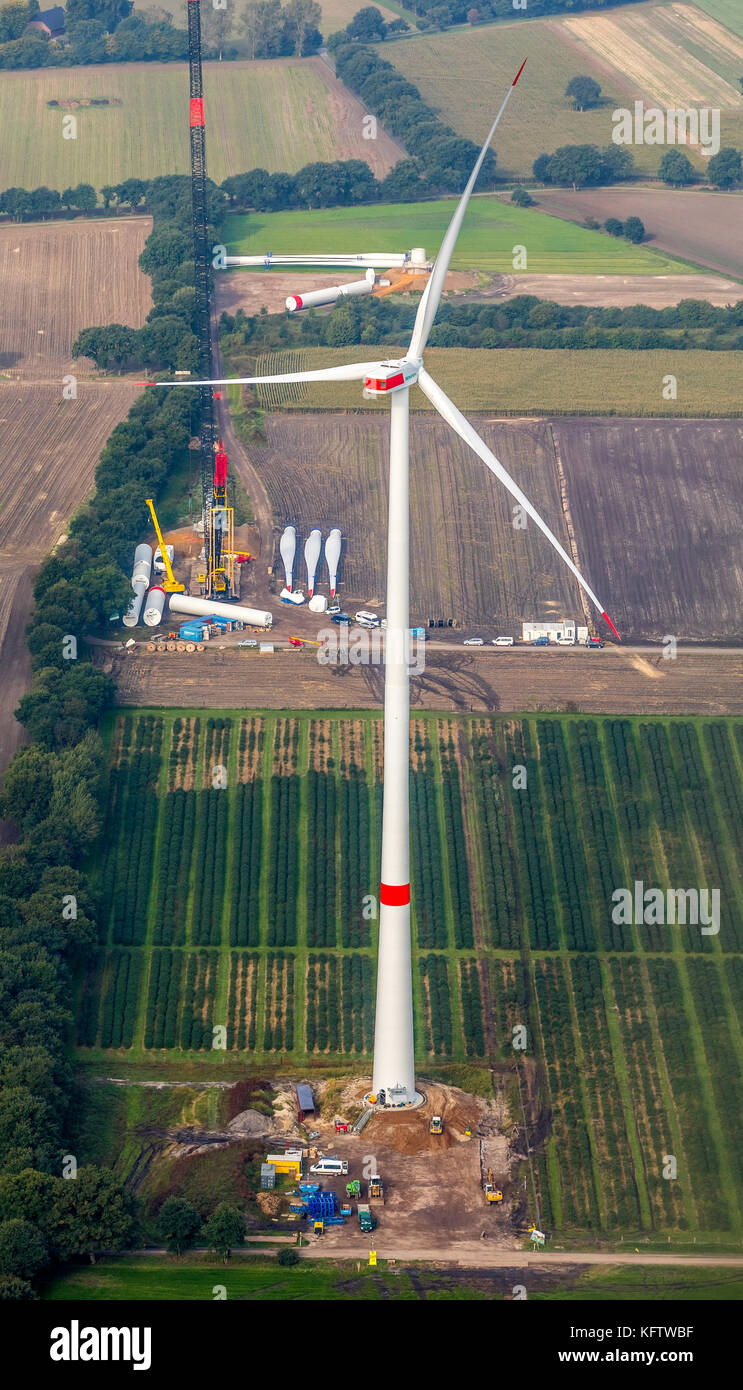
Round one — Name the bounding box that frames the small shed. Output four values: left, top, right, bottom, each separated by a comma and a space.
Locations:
296, 1083, 315, 1121
260, 1163, 276, 1190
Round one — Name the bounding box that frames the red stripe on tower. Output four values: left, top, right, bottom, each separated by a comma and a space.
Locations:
380, 883, 410, 907
190, 98, 205, 127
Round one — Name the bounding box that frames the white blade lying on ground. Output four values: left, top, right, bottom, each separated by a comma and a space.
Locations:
408, 60, 527, 362
417, 367, 620, 639
145, 361, 385, 388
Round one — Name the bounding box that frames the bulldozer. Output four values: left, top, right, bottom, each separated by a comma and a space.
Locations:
429, 1115, 443, 1135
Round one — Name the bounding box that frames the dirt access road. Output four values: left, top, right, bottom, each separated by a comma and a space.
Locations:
296, 1245, 743, 1269
110, 644, 743, 716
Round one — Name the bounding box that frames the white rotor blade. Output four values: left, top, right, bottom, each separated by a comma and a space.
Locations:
408, 60, 527, 362
143, 361, 385, 388
417, 368, 620, 639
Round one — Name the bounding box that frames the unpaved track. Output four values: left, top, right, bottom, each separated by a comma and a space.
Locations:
111, 646, 743, 716
295, 1246, 743, 1268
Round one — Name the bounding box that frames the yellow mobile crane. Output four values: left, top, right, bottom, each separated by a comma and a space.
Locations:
145, 499, 185, 593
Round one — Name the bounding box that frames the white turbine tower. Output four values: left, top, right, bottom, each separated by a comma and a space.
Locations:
150, 58, 620, 1107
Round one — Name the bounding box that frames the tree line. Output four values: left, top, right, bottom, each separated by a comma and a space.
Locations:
395, 0, 646, 27
0, 162, 205, 1294
533, 143, 743, 190
219, 292, 743, 357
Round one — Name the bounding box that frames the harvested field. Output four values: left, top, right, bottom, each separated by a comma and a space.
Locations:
247, 413, 577, 624
0, 59, 404, 192
243, 346, 743, 416
554, 417, 743, 642
536, 188, 743, 282
694, 0, 743, 39
0, 218, 150, 785
562, 3, 743, 110
111, 647, 743, 716
0, 219, 152, 375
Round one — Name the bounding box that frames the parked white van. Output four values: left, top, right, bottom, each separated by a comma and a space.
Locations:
309, 1157, 349, 1176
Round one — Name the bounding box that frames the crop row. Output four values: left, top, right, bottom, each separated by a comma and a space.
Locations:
237, 716, 265, 780
609, 956, 685, 1229
202, 717, 232, 785
439, 736, 474, 948
465, 725, 519, 948
533, 957, 601, 1228
144, 949, 183, 1050
103, 722, 164, 945
410, 756, 448, 949
536, 720, 595, 950
263, 952, 294, 1051
306, 955, 341, 1052
601, 720, 665, 948
420, 954, 453, 1055
646, 957, 731, 1231
458, 959, 484, 1056
489, 957, 530, 1058
703, 724, 743, 861
227, 952, 259, 1051
99, 949, 142, 1049
504, 724, 558, 950
338, 767, 372, 947
191, 788, 229, 946
567, 722, 627, 951
570, 956, 642, 1228
668, 723, 739, 951
272, 717, 300, 773
167, 715, 201, 791
267, 775, 300, 945
152, 790, 196, 945
229, 783, 263, 947
306, 770, 337, 947
684, 960, 743, 1190
177, 950, 219, 1051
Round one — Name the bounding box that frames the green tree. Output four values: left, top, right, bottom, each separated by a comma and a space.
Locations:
100, 184, 117, 209
158, 1196, 201, 1255
604, 217, 623, 236
565, 75, 601, 110
49, 1167, 135, 1263
658, 149, 696, 186
622, 215, 645, 243
201, 1, 235, 60
347, 6, 386, 42
0, 745, 56, 833
0, 1220, 49, 1280
61, 183, 97, 213
0, 1275, 37, 1300
240, 0, 283, 59
283, 0, 321, 55
201, 1203, 245, 1262
707, 147, 742, 189
511, 185, 532, 206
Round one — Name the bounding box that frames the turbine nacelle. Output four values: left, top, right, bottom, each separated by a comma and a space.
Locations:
363, 359, 419, 399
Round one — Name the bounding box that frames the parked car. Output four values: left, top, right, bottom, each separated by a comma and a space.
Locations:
586, 637, 604, 648
532, 636, 550, 646
330, 612, 350, 624
355, 609, 381, 628
464, 637, 484, 646
493, 636, 514, 646
237, 639, 258, 648
309, 1157, 349, 1176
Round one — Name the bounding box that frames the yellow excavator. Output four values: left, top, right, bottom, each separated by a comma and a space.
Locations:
145, 498, 184, 593
484, 1168, 503, 1203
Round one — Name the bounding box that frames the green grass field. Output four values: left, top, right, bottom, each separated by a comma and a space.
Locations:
0, 60, 376, 192
42, 1255, 743, 1301
238, 345, 743, 417
77, 708, 743, 1242
376, 5, 743, 178
223, 198, 694, 275
693, 0, 743, 38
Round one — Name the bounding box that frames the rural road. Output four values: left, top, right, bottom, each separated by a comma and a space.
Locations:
132, 1243, 743, 1268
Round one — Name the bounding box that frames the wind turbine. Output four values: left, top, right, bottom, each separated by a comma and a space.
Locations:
150, 59, 619, 1108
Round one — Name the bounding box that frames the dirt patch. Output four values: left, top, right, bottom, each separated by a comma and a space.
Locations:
459, 272, 743, 309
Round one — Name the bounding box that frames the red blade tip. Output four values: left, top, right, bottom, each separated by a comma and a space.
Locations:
602, 612, 621, 642
512, 59, 527, 85
134, 380, 157, 386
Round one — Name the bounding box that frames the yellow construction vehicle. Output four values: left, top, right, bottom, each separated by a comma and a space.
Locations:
484, 1182, 503, 1204
368, 1175, 384, 1204
145, 499, 184, 593
429, 1115, 443, 1135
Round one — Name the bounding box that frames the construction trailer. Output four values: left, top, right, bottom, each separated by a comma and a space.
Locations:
521, 620, 590, 645
296, 1083, 315, 1122
265, 1149, 303, 1179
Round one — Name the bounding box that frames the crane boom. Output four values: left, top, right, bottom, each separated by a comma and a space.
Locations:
145, 499, 185, 593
